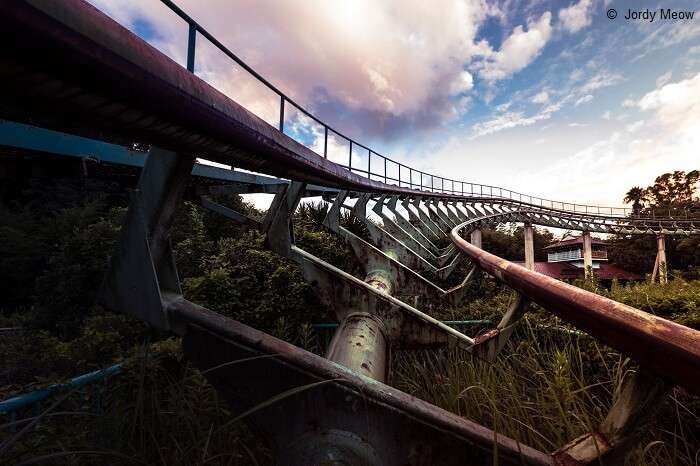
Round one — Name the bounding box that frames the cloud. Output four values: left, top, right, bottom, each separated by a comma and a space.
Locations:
602, 110, 612, 120
637, 72, 700, 135
580, 70, 624, 93
477, 12, 553, 82
470, 101, 561, 138
531, 91, 550, 104
449, 71, 475, 95
656, 71, 673, 87
87, 0, 498, 140
558, 0, 593, 33
630, 19, 700, 61
528, 74, 700, 206
496, 101, 512, 112
574, 94, 593, 106
625, 120, 645, 133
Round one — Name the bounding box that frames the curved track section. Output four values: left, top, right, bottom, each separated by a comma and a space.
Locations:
1, 0, 697, 232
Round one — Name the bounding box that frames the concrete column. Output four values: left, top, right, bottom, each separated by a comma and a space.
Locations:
326, 313, 388, 383
582, 231, 593, 279
657, 234, 667, 284
470, 228, 482, 249
524, 223, 535, 271
326, 250, 396, 383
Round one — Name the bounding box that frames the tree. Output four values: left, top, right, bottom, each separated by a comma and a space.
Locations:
614, 169, 700, 275
482, 224, 554, 262
623, 186, 646, 215
643, 170, 700, 214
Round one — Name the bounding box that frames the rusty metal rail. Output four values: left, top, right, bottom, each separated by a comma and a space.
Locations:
450, 218, 700, 394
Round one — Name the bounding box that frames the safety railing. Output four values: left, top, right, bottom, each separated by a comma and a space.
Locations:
547, 250, 582, 262
154, 0, 700, 220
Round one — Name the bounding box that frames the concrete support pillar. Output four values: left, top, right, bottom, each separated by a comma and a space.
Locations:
470, 229, 482, 249
656, 234, 667, 284
524, 223, 535, 271
326, 250, 396, 383
582, 231, 593, 279
326, 313, 388, 383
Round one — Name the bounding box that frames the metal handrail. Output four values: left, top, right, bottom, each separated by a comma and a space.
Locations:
156, 0, 699, 221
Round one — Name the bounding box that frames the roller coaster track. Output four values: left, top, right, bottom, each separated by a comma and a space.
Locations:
2, 1, 699, 464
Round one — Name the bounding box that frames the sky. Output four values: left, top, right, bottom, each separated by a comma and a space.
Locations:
87, 0, 700, 208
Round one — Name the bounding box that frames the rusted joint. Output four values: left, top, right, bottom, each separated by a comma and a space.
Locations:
472, 328, 500, 346
366, 278, 391, 293
552, 431, 612, 465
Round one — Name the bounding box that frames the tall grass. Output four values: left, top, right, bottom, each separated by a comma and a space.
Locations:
1, 340, 271, 466
393, 321, 700, 465
5, 322, 698, 465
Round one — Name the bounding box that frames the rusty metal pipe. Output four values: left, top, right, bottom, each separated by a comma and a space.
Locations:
451, 222, 700, 394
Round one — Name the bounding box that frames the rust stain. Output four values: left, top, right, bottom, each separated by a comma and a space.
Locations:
473, 329, 500, 346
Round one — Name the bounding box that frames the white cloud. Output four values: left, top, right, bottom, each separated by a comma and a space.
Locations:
470, 101, 561, 138
621, 99, 636, 108
496, 102, 512, 112
449, 71, 474, 95
626, 120, 645, 133
570, 68, 585, 82
531, 91, 550, 104
558, 0, 593, 33
602, 110, 612, 120
656, 71, 673, 87
580, 70, 624, 93
528, 74, 700, 206
87, 0, 498, 137
637, 72, 700, 136
574, 94, 593, 106
478, 12, 553, 82
630, 20, 700, 61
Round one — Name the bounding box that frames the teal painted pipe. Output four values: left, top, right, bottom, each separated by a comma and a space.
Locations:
312, 320, 492, 330
0, 364, 122, 414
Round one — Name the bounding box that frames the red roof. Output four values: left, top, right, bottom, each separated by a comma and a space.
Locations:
544, 236, 606, 250
514, 261, 641, 280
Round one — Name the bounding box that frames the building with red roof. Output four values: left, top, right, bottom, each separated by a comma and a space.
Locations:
515, 235, 641, 282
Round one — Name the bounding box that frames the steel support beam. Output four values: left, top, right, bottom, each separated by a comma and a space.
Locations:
553, 370, 668, 465
653, 234, 667, 284
470, 229, 482, 249
99, 146, 194, 331
582, 231, 593, 279
524, 223, 535, 271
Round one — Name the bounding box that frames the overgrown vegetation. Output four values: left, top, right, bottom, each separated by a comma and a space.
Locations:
1, 178, 699, 465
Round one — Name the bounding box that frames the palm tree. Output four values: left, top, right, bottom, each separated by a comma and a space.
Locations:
623, 186, 646, 216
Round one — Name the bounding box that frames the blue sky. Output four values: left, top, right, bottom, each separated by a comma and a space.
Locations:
89, 0, 700, 207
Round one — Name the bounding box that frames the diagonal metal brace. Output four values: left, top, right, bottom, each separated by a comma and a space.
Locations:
99, 147, 194, 332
